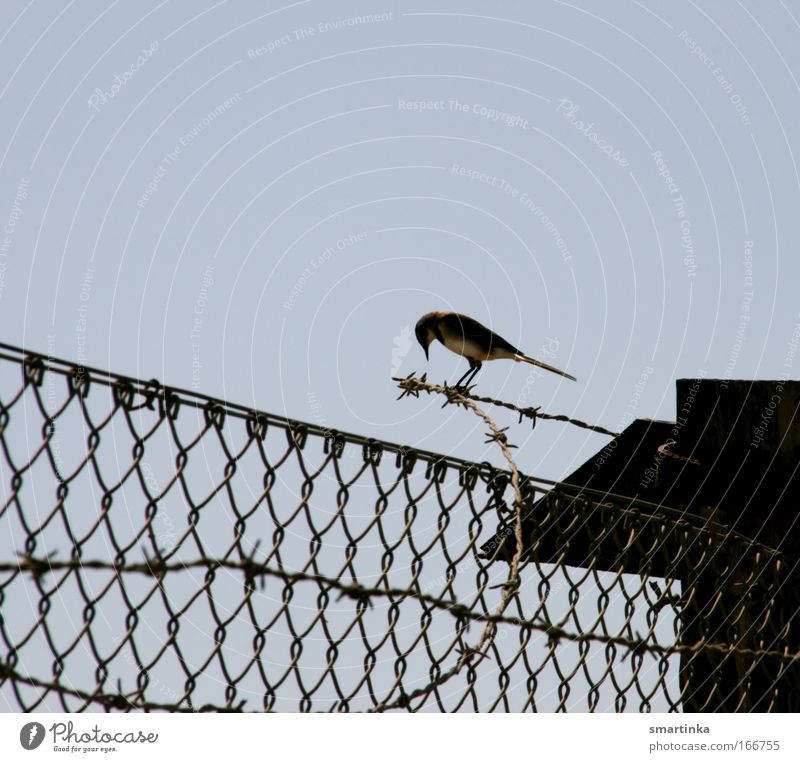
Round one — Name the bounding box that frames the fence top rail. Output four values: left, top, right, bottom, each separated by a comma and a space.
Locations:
0, 340, 782, 558
0, 340, 546, 481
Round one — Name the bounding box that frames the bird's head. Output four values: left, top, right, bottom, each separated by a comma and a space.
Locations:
415, 312, 439, 360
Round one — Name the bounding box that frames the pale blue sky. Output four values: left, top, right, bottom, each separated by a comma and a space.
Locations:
2, 0, 798, 714
2, 1, 799, 480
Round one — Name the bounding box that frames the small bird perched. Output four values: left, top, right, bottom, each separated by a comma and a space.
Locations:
415, 310, 576, 388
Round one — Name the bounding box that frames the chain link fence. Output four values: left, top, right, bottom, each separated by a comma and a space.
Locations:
0, 343, 796, 712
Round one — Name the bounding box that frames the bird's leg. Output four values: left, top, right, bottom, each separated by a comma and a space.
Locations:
452, 361, 481, 391
464, 362, 481, 389
452, 366, 474, 389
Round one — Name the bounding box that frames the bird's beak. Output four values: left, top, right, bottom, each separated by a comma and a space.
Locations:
424, 345, 429, 360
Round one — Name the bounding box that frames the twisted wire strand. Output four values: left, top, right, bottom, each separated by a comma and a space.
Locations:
374, 379, 525, 711
4, 556, 797, 664
393, 373, 620, 437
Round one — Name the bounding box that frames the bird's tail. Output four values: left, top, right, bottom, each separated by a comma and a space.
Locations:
515, 354, 576, 381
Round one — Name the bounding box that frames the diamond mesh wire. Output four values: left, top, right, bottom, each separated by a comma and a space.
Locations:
0, 343, 796, 712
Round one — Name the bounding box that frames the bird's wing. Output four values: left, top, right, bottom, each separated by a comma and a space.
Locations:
442, 313, 521, 354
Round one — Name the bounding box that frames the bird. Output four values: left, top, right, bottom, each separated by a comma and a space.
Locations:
414, 311, 576, 388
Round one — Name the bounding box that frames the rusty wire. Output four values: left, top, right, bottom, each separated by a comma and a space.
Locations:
393, 372, 621, 437
0, 346, 797, 712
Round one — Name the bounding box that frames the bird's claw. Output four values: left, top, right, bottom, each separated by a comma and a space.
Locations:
443, 381, 476, 395
439, 381, 474, 409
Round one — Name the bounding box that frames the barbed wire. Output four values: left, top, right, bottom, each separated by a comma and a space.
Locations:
3, 549, 797, 665
0, 662, 243, 712
0, 343, 796, 712
393, 373, 620, 436
374, 379, 526, 711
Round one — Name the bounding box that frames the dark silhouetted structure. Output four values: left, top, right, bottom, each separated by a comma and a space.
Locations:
482, 379, 800, 711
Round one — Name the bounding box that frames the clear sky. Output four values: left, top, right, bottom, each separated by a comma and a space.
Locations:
2, 1, 798, 480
